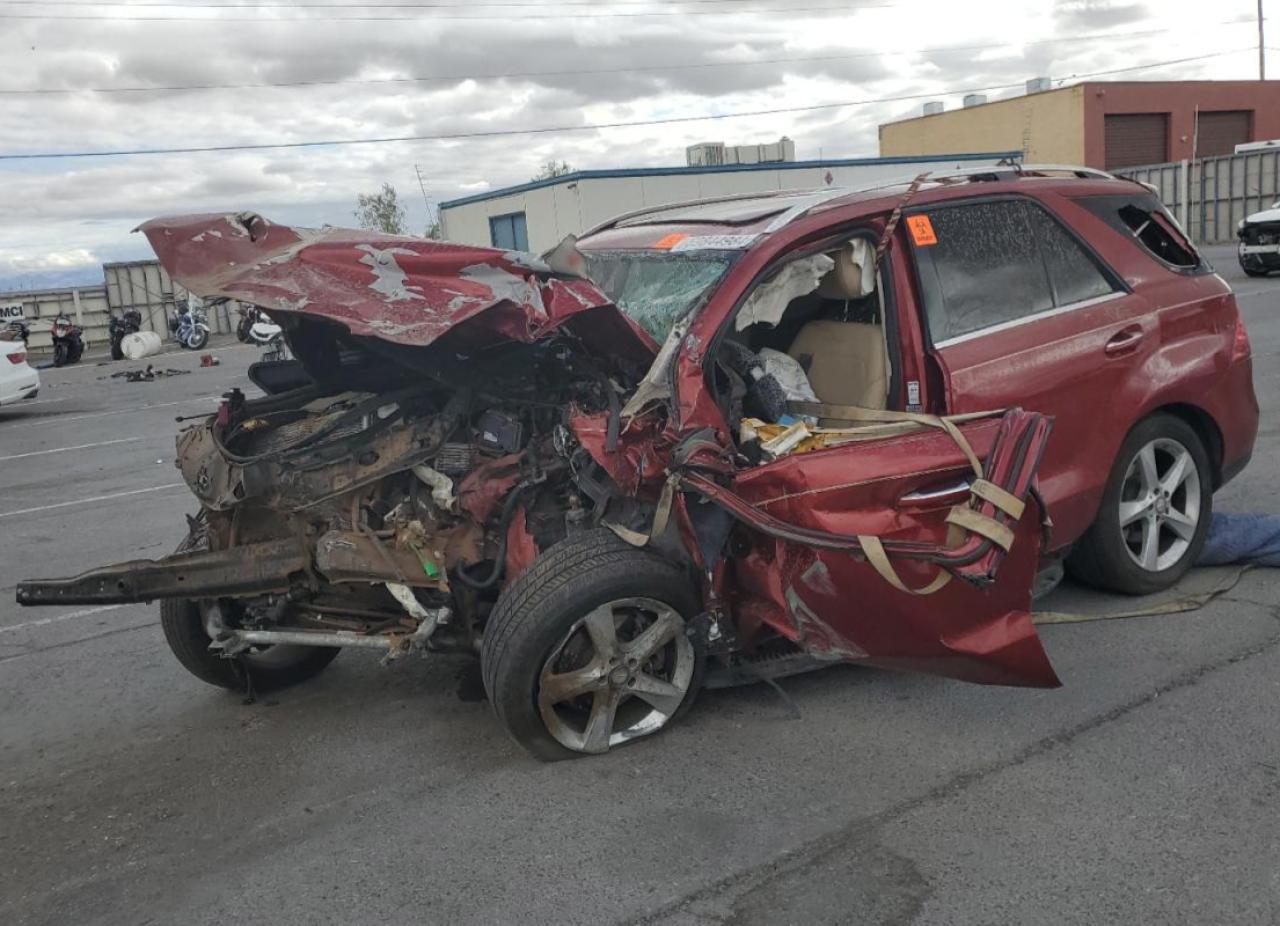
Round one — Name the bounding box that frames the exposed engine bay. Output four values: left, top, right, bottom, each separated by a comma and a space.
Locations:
20, 329, 648, 660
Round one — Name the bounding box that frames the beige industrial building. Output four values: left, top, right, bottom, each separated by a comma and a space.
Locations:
879, 80, 1280, 171
439, 151, 1018, 252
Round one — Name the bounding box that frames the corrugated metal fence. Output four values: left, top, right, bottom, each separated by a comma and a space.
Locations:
1116, 148, 1280, 244
1, 260, 239, 356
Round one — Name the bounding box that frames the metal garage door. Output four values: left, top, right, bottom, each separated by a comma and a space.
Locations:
1196, 110, 1252, 158
1104, 113, 1169, 169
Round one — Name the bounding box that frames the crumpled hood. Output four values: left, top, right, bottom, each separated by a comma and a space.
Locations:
139, 212, 655, 358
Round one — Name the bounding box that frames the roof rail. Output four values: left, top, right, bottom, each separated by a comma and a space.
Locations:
1014, 164, 1118, 180
581, 188, 821, 238
580, 163, 1128, 242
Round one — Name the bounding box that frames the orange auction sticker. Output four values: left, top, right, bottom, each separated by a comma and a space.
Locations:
906, 215, 938, 246
653, 232, 689, 250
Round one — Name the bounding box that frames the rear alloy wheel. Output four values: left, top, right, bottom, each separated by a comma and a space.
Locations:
482, 529, 705, 760
1118, 437, 1202, 573
1067, 414, 1212, 595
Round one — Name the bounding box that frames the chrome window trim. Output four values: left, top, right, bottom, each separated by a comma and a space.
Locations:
933, 290, 1126, 349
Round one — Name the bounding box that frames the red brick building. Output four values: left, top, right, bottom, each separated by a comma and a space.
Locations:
880, 80, 1280, 170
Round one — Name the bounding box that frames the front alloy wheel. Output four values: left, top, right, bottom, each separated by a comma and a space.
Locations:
538, 597, 696, 754
1118, 437, 1201, 572
482, 529, 705, 761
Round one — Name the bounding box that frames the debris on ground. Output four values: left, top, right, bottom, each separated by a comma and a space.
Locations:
1198, 512, 1280, 567
200, 354, 220, 367
107, 365, 192, 383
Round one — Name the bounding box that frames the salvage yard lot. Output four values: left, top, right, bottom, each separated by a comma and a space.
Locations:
1, 246, 1277, 926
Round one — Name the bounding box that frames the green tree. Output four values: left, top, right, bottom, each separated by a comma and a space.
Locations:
354, 182, 407, 235
531, 160, 573, 181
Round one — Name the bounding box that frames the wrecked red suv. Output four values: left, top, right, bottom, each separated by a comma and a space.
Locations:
17, 166, 1257, 760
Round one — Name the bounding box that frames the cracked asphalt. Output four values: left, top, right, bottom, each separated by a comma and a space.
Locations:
1, 247, 1278, 925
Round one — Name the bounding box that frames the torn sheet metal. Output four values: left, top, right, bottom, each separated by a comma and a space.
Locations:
138, 212, 652, 358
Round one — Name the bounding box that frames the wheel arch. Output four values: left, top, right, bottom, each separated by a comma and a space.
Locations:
1148, 402, 1224, 488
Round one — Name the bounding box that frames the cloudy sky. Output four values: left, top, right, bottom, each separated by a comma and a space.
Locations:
0, 0, 1269, 289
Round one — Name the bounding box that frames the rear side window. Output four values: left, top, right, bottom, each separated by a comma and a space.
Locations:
910, 199, 1119, 344
1078, 193, 1203, 271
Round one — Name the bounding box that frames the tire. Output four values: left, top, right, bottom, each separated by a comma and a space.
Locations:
482, 529, 705, 761
1067, 414, 1213, 595
186, 327, 209, 350
161, 598, 341, 692
160, 526, 341, 692
110, 338, 124, 361
53, 342, 67, 367
1242, 265, 1269, 278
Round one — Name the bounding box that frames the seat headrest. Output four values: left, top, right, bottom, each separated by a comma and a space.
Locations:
816, 239, 875, 300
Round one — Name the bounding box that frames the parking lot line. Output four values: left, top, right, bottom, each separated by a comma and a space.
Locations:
3, 395, 222, 429
0, 604, 126, 635
0, 437, 139, 462
0, 482, 185, 519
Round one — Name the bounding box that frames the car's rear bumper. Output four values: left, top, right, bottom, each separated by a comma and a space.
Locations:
0, 370, 40, 406
1206, 356, 1258, 488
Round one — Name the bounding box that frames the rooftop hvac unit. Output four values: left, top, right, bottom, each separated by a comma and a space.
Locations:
1026, 77, 1053, 94
923, 101, 944, 116
963, 93, 987, 108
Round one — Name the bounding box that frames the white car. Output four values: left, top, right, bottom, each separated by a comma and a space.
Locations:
0, 335, 40, 406
1238, 199, 1280, 277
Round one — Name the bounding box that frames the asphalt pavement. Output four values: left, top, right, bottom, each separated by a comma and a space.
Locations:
1, 247, 1278, 925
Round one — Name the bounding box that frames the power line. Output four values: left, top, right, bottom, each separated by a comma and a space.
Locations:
0, 49, 1250, 162
0, 3, 883, 20
0, 20, 1256, 96
0, 0, 827, 5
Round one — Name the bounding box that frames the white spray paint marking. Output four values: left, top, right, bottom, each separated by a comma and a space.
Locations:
0, 482, 185, 519
0, 437, 139, 462
0, 605, 127, 635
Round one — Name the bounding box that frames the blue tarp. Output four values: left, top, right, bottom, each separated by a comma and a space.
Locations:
1197, 512, 1280, 568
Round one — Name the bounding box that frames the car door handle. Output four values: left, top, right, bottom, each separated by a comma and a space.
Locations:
1104, 327, 1144, 356
900, 480, 971, 508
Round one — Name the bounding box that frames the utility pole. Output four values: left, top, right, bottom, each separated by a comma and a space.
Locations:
1261, 0, 1267, 80
413, 163, 437, 235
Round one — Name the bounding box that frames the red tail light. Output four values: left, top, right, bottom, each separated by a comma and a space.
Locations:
1231, 314, 1252, 362
6, 350, 25, 365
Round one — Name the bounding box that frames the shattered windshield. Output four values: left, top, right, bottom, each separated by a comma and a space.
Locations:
582, 250, 734, 341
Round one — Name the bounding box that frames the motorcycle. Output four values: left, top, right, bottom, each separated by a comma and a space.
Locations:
247, 312, 290, 362
168, 300, 210, 350
50, 313, 85, 367
235, 305, 261, 343
4, 318, 29, 346
108, 309, 143, 360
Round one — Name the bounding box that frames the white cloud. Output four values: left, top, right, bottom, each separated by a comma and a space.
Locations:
0, 0, 1265, 287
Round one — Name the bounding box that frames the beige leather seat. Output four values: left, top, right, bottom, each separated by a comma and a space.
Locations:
787, 243, 888, 417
